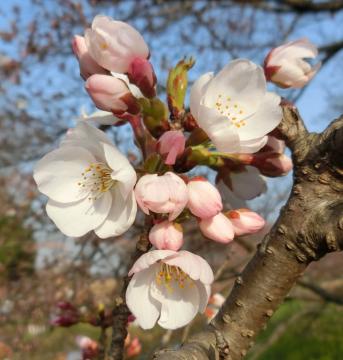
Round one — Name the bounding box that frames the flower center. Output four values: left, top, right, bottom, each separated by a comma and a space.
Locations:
214, 94, 246, 128
78, 162, 115, 201
155, 263, 193, 292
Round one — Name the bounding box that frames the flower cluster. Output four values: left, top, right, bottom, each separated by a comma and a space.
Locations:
34, 15, 319, 331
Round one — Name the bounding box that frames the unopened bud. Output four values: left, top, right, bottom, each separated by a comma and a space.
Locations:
252, 152, 293, 177
157, 130, 186, 165
149, 221, 184, 251
199, 213, 234, 244
167, 57, 195, 118
127, 57, 157, 98
85, 75, 140, 115
226, 208, 265, 236
187, 177, 223, 219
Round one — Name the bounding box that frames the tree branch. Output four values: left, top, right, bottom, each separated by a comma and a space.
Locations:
153, 110, 343, 360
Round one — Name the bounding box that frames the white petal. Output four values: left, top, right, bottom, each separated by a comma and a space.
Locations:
238, 92, 282, 141
197, 283, 211, 313
102, 142, 137, 199
230, 166, 267, 200
150, 278, 200, 330
163, 251, 214, 285
34, 146, 96, 203
197, 105, 241, 153
126, 265, 161, 330
238, 136, 268, 154
271, 38, 318, 64
128, 250, 177, 276
190, 72, 213, 120
103, 142, 134, 172
81, 109, 121, 125
94, 188, 137, 238
46, 192, 112, 237
204, 59, 266, 114
61, 121, 112, 161
111, 72, 144, 99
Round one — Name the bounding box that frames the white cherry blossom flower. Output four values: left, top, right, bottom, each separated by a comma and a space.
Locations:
126, 250, 214, 330
34, 122, 137, 238
190, 59, 282, 154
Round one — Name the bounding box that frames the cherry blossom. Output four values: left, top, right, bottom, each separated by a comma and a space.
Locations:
190, 59, 282, 153
126, 250, 214, 329
34, 121, 137, 238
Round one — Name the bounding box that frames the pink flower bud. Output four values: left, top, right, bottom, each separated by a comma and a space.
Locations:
126, 336, 142, 358
264, 38, 321, 88
199, 213, 234, 244
72, 35, 108, 80
187, 177, 223, 219
252, 152, 293, 177
149, 221, 184, 251
76, 336, 99, 360
51, 301, 80, 327
85, 74, 140, 115
226, 209, 265, 236
157, 130, 186, 165
127, 57, 157, 98
85, 15, 149, 73
135, 172, 188, 220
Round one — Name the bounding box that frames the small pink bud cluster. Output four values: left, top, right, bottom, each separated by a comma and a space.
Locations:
51, 301, 80, 327
72, 15, 157, 115
135, 173, 265, 250
125, 334, 142, 358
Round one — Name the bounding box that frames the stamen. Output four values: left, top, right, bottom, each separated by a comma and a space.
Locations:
155, 263, 193, 291
77, 162, 115, 201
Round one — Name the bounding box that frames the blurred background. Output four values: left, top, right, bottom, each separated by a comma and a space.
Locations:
0, 1, 343, 359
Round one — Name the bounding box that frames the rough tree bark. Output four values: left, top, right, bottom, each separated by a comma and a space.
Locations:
153, 104, 343, 360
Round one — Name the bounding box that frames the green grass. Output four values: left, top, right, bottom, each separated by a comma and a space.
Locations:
247, 300, 343, 360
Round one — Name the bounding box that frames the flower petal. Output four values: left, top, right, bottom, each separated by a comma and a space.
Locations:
190, 72, 213, 119
196, 283, 211, 313
94, 188, 137, 238
150, 278, 200, 330
33, 146, 96, 203
126, 265, 161, 330
102, 142, 137, 199
163, 251, 214, 285
61, 121, 112, 161
46, 191, 112, 237
230, 166, 267, 200
238, 136, 268, 154
238, 92, 282, 141
204, 59, 266, 114
197, 105, 241, 153
128, 250, 177, 276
